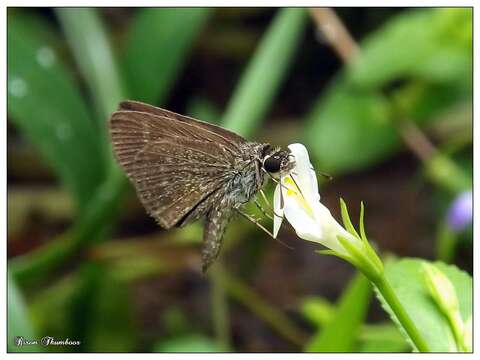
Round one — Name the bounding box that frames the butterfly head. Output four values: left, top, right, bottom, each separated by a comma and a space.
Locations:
261, 145, 295, 178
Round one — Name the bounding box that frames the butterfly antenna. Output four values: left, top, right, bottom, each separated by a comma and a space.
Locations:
274, 236, 294, 250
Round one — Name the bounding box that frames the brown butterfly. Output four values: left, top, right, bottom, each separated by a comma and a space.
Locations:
110, 101, 295, 271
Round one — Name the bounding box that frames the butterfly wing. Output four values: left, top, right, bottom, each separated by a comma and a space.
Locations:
110, 103, 245, 229
118, 100, 247, 148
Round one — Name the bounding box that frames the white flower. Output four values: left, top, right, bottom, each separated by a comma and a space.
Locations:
273, 143, 361, 256
273, 143, 383, 278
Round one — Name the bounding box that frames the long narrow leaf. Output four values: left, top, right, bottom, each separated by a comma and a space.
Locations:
222, 8, 307, 136
123, 8, 210, 104
56, 8, 126, 162
7, 11, 105, 211
305, 272, 372, 352
7, 273, 42, 352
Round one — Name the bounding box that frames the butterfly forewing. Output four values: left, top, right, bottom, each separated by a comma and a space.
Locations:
110, 104, 245, 230
117, 100, 247, 149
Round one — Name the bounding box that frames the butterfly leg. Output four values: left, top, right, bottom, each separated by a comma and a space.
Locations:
259, 189, 283, 218
254, 198, 274, 221
236, 208, 293, 250
235, 208, 274, 238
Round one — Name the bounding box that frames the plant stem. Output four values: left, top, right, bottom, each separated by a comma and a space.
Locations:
209, 260, 231, 351
308, 8, 359, 64
373, 275, 430, 352
436, 224, 457, 263
220, 270, 306, 346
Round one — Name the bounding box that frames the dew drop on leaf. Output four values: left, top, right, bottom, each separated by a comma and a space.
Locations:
8, 77, 28, 98
56, 123, 72, 142
36, 47, 56, 68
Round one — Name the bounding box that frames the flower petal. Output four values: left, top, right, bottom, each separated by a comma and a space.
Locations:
280, 143, 356, 257
273, 184, 284, 238
447, 190, 472, 231
287, 143, 320, 205
282, 183, 322, 241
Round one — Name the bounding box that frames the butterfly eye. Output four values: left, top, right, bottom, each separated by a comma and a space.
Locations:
263, 156, 282, 173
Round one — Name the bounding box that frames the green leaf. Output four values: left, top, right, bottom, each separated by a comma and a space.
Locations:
7, 11, 105, 211
222, 8, 307, 137
76, 263, 137, 352
186, 97, 221, 123
397, 82, 471, 127
301, 297, 407, 352
153, 334, 220, 352
29, 273, 80, 348
7, 273, 42, 352
339, 198, 360, 238
300, 297, 335, 327
358, 323, 408, 352
56, 8, 126, 162
348, 8, 472, 89
28, 265, 137, 352
375, 258, 472, 352
123, 8, 211, 104
305, 272, 372, 352
304, 8, 472, 174
8, 8, 59, 48
305, 84, 396, 173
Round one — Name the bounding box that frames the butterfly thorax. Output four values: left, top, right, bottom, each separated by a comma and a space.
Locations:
224, 142, 268, 208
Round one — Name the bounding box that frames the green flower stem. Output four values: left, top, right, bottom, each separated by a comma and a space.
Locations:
373, 275, 430, 352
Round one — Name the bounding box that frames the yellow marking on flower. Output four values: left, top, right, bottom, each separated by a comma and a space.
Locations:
283, 176, 314, 218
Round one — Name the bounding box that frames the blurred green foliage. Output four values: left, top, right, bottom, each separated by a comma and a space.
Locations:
154, 334, 220, 352
222, 8, 307, 136
305, 8, 472, 174
8, 11, 106, 211
7, 7, 472, 353
7, 274, 42, 352
123, 8, 211, 104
